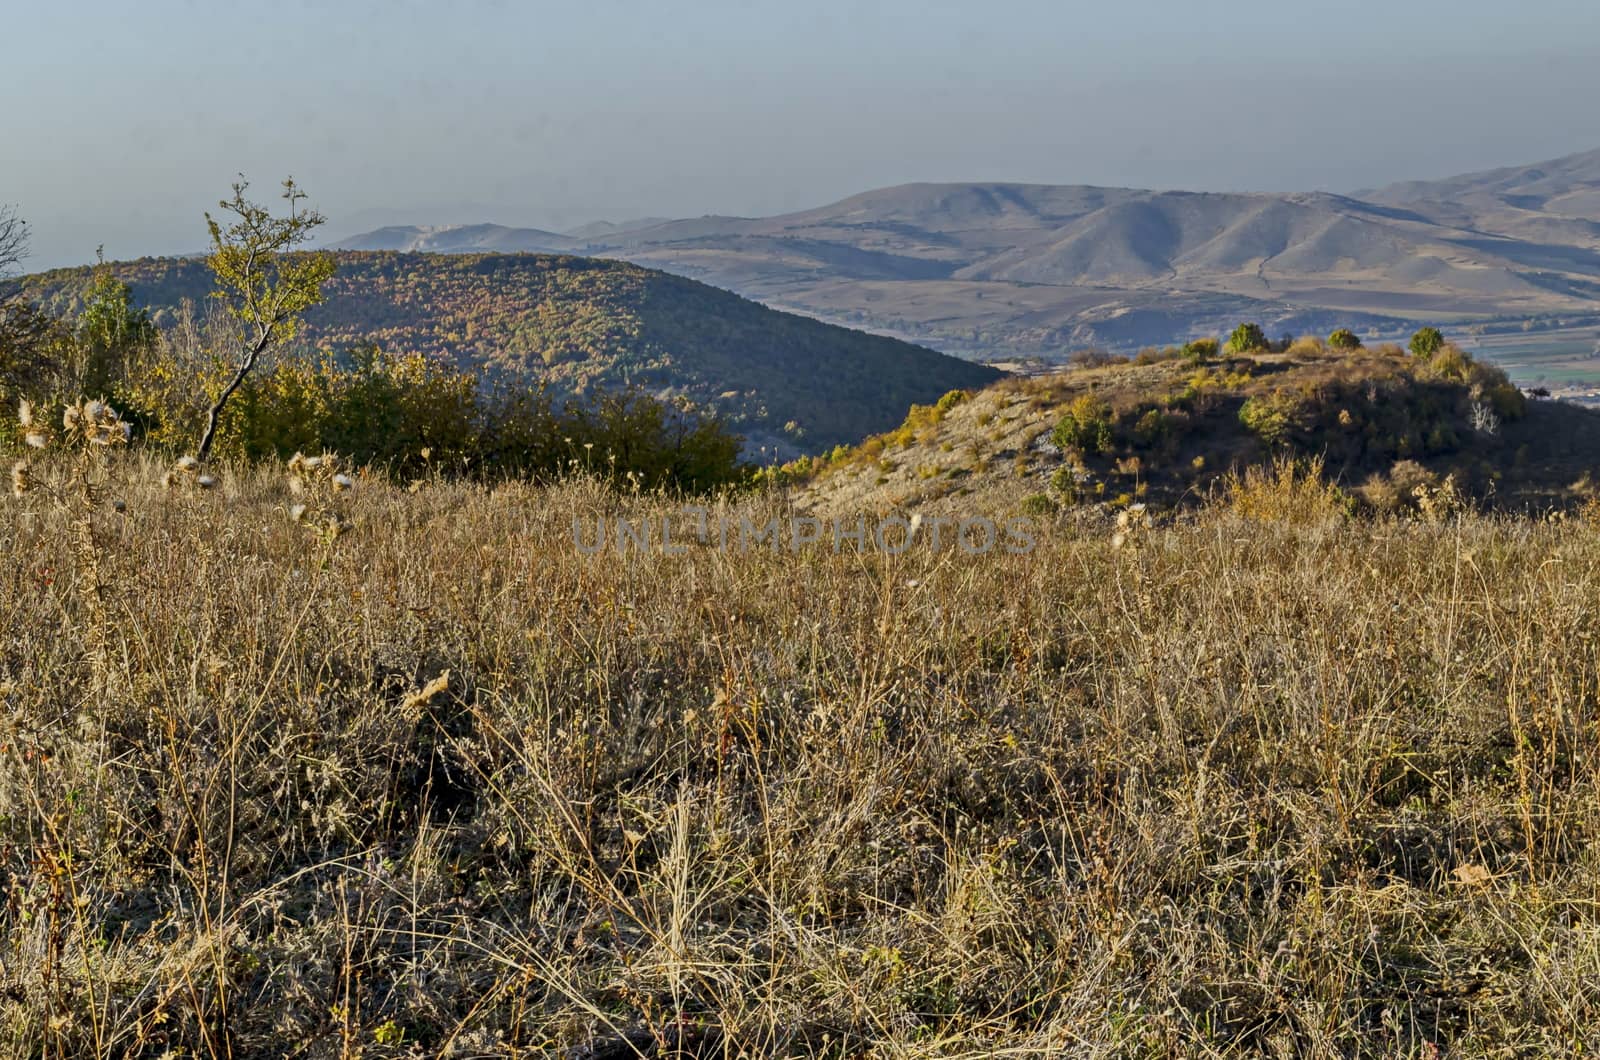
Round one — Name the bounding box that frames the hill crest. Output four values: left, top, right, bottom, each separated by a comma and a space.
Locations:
792, 339, 1599, 517
16, 251, 1003, 456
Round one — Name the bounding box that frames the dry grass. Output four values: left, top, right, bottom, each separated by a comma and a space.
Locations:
2, 457, 1600, 1056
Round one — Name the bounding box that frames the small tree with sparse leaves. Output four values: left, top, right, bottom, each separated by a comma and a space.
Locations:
196, 177, 334, 461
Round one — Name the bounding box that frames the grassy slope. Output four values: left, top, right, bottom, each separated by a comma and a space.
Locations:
15, 252, 1002, 454
1, 463, 1599, 1054
797, 343, 1600, 516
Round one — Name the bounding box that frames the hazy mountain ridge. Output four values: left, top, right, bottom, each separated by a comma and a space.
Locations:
336, 148, 1600, 357
333, 223, 576, 254
1363, 148, 1600, 257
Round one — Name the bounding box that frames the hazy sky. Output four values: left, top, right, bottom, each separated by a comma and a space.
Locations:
8, 0, 1600, 268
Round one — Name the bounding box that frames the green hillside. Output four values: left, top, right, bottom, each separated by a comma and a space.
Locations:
15, 251, 1003, 454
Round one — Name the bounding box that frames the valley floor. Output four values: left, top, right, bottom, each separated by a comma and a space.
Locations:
1, 465, 1598, 1056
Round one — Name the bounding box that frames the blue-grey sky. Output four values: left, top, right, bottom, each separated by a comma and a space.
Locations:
8, 0, 1600, 268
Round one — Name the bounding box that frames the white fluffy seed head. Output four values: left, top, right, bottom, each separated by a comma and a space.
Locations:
196, 474, 219, 491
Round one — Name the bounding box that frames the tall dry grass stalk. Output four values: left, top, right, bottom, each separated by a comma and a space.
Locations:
0, 458, 1597, 1056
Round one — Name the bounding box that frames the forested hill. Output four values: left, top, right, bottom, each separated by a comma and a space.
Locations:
16, 251, 1003, 454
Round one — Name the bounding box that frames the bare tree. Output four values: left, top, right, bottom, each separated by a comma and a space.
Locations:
0, 205, 26, 278
194, 177, 334, 461
0, 205, 56, 395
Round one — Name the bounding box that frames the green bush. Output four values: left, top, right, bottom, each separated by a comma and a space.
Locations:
1049, 465, 1082, 503
1238, 391, 1302, 446
123, 342, 748, 491
1226, 323, 1268, 354
1132, 408, 1174, 449
1021, 493, 1057, 517
1328, 328, 1361, 351
1409, 327, 1445, 358
1051, 394, 1115, 454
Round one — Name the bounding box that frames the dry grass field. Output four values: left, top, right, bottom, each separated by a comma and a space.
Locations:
2, 455, 1599, 1057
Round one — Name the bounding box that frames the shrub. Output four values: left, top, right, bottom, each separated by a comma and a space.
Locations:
126, 342, 748, 491
1049, 465, 1082, 503
1238, 391, 1302, 446
1283, 335, 1326, 357
1133, 345, 1184, 366
1132, 408, 1174, 449
1356, 472, 1402, 513
1182, 338, 1220, 364
1464, 359, 1528, 422
1068, 348, 1124, 369
1225, 456, 1351, 524
70, 268, 157, 398
1328, 328, 1361, 351
1410, 327, 1445, 358
1051, 394, 1115, 454
1427, 345, 1469, 381
1020, 492, 1057, 516
1226, 323, 1268, 354
934, 389, 970, 414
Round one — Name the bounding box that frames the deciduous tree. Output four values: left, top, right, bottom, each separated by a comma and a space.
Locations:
1226, 322, 1268, 354
195, 177, 334, 460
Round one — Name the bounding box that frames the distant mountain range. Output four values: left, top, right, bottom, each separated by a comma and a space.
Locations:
332, 147, 1600, 358
17, 253, 1000, 456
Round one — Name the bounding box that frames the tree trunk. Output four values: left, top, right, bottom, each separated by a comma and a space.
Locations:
196, 331, 270, 461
